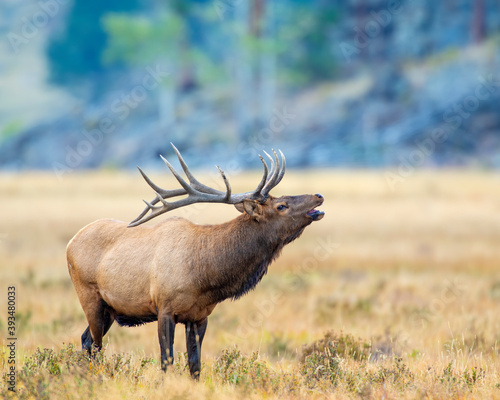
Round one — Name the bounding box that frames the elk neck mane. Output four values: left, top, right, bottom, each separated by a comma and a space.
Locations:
190, 212, 306, 304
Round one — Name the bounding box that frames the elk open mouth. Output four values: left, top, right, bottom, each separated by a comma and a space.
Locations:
307, 208, 325, 221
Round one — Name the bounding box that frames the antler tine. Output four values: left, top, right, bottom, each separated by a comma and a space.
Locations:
275, 150, 286, 187
129, 192, 181, 227
170, 143, 224, 195
160, 155, 196, 194
216, 165, 232, 201
261, 149, 281, 196
128, 196, 165, 227
253, 155, 269, 196
262, 150, 275, 178
128, 167, 188, 226
137, 166, 186, 198
128, 204, 152, 226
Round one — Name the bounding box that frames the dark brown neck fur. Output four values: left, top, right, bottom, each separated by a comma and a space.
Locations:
191, 214, 305, 304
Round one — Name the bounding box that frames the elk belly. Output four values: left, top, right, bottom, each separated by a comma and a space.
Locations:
99, 287, 157, 318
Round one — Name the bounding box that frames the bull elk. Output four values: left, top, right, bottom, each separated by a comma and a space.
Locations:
67, 144, 325, 378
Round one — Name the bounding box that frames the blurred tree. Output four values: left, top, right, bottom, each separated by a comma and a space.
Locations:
103, 2, 221, 128
471, 0, 486, 43
278, 1, 340, 86
256, 0, 276, 126
234, 0, 252, 140
47, 0, 141, 97
103, 3, 186, 128
229, 0, 280, 140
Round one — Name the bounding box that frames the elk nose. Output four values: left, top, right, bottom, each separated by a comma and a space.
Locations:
315, 193, 323, 199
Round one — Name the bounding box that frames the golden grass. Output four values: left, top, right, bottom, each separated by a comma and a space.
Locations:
1, 169, 500, 399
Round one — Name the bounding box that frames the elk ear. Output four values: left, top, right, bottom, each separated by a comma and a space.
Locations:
234, 203, 245, 213
241, 200, 263, 221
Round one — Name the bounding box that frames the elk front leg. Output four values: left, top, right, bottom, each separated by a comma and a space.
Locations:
158, 313, 176, 371
185, 318, 208, 379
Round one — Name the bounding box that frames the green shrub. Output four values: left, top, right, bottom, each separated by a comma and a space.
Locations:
213, 347, 276, 392
301, 331, 372, 362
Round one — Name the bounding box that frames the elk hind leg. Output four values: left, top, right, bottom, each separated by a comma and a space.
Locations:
81, 292, 114, 354
82, 309, 114, 354
81, 326, 93, 353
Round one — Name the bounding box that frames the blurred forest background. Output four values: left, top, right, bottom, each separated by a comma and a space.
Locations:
0, 0, 500, 173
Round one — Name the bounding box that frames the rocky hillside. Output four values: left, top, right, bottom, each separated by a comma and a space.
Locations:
0, 1, 499, 173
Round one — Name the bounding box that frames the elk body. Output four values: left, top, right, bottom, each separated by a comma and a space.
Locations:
67, 144, 325, 378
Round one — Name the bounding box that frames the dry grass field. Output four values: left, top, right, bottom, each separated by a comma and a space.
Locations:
1, 169, 500, 399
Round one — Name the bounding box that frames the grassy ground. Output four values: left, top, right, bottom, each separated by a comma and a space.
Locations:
1, 169, 500, 399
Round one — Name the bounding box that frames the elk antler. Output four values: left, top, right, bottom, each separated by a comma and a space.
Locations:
128, 143, 286, 227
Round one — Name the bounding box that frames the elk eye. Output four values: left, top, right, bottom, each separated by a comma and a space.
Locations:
277, 204, 288, 211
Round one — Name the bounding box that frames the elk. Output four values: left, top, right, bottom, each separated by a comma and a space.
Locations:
67, 144, 325, 378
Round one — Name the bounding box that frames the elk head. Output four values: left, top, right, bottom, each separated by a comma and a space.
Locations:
234, 194, 324, 243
